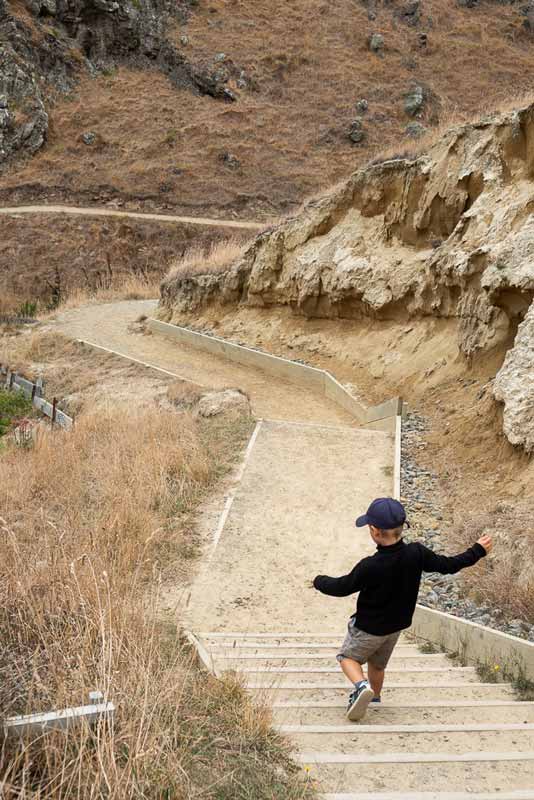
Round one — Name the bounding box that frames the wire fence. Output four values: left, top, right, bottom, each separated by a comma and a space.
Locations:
0, 365, 73, 431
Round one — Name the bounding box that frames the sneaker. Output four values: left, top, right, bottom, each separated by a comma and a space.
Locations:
346, 680, 374, 722
371, 696, 381, 703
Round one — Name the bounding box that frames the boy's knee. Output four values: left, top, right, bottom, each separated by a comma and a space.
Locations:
368, 661, 385, 671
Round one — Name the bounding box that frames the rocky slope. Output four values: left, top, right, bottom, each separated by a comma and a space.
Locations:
4, 0, 534, 215
160, 102, 534, 451
0, 0, 234, 164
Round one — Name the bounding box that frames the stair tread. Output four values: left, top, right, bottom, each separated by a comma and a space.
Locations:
297, 750, 534, 764
320, 793, 534, 800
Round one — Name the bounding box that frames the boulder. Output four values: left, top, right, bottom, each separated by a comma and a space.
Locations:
369, 33, 385, 53
197, 389, 251, 418
218, 151, 241, 169
405, 121, 427, 138
404, 84, 425, 117
395, 0, 421, 26
348, 118, 366, 144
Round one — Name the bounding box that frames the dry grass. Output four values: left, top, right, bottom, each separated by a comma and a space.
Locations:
166, 239, 245, 282
54, 274, 160, 310
452, 499, 534, 624
167, 379, 206, 408
0, 214, 245, 311
3, 1, 534, 305
5, 0, 534, 227
0, 287, 28, 317
0, 405, 312, 798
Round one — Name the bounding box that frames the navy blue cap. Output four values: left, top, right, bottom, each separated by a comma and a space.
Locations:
356, 497, 409, 530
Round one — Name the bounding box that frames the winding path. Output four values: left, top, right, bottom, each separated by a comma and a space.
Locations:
0, 204, 264, 231
52, 299, 534, 799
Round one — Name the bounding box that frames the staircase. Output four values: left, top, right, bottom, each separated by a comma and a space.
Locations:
199, 631, 534, 799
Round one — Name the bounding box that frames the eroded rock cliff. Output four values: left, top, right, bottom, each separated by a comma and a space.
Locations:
160, 103, 534, 451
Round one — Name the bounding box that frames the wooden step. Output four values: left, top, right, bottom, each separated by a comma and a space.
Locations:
307, 759, 534, 792
272, 701, 534, 726
281, 723, 534, 734
247, 679, 492, 690
210, 643, 422, 652
298, 750, 534, 764
251, 684, 516, 703
292, 730, 534, 756
237, 666, 475, 675
214, 653, 446, 661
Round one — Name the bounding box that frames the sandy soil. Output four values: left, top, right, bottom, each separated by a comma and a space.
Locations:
52, 301, 356, 424
183, 304, 534, 513
186, 419, 394, 634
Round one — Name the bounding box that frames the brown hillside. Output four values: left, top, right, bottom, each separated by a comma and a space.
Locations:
3, 0, 534, 218
2, 0, 534, 305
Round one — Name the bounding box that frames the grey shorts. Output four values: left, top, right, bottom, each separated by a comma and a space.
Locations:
336, 619, 401, 669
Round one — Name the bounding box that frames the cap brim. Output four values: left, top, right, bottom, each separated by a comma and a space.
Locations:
355, 514, 369, 528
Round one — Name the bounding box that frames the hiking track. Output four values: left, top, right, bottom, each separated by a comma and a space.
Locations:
54, 300, 534, 799
0, 204, 264, 230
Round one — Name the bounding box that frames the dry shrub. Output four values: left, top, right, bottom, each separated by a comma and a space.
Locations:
166, 239, 245, 282
451, 499, 534, 623
0, 407, 309, 799
167, 379, 205, 408
2, 330, 81, 368
54, 274, 160, 311
0, 289, 21, 316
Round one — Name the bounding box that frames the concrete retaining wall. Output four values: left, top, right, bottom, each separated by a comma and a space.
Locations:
412, 605, 534, 683
149, 318, 400, 428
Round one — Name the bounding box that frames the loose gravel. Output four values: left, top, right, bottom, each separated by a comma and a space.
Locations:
401, 412, 534, 643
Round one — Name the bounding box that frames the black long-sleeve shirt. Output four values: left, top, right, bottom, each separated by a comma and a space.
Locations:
313, 538, 487, 636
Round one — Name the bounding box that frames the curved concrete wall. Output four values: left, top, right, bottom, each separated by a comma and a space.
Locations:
148, 318, 401, 430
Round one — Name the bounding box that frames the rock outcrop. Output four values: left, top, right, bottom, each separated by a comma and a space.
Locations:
0, 0, 233, 163
160, 102, 534, 451
494, 302, 534, 452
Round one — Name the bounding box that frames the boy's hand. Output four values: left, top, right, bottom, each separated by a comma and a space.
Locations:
477, 534, 493, 554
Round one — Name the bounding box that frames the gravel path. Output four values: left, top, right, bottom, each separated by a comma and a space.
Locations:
402, 412, 534, 643
52, 301, 355, 425
0, 204, 264, 230
186, 419, 394, 634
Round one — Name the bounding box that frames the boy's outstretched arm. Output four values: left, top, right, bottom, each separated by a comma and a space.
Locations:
313, 559, 369, 597
420, 535, 492, 575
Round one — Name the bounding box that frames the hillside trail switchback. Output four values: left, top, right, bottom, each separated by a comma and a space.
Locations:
53, 300, 534, 799
0, 204, 264, 230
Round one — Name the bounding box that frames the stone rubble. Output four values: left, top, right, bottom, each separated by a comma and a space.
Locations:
402, 412, 534, 643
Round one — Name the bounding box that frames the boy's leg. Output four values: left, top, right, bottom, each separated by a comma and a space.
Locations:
337, 623, 375, 721
340, 657, 365, 685
367, 631, 402, 700
367, 662, 385, 698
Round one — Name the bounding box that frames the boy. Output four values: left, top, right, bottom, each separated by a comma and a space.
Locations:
312, 497, 492, 722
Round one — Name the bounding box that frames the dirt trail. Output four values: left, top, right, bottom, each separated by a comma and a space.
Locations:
186, 419, 393, 634
52, 299, 534, 797
0, 205, 264, 230
52, 301, 354, 424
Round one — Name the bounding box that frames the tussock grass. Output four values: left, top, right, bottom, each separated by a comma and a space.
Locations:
0, 407, 311, 798
452, 499, 534, 624
166, 239, 245, 282
52, 274, 160, 312
167, 379, 206, 408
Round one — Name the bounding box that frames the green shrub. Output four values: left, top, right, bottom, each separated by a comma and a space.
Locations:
0, 388, 33, 437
